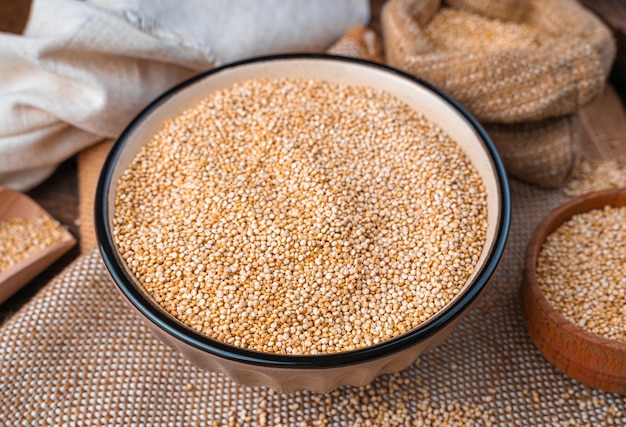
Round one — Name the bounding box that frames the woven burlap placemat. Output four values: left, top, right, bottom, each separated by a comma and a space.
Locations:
2, 178, 625, 426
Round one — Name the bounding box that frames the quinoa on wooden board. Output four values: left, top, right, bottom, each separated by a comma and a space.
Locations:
0, 216, 65, 272
113, 78, 488, 355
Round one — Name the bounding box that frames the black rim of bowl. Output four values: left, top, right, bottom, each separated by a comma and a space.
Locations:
95, 53, 512, 369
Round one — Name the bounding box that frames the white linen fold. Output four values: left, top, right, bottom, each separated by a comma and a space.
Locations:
0, 0, 369, 190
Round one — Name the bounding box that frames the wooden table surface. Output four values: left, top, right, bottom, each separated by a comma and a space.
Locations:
0, 0, 625, 324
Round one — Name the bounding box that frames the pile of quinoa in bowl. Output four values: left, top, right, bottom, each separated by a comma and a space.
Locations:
97, 55, 510, 391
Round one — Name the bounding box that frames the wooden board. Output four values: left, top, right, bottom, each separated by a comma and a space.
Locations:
0, 188, 76, 305
580, 0, 626, 102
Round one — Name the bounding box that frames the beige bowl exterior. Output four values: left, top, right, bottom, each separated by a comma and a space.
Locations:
124, 291, 484, 393
98, 56, 508, 393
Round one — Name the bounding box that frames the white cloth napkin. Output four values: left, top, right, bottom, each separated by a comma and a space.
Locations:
0, 0, 369, 190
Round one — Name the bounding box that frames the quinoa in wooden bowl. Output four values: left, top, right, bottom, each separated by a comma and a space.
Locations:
522, 188, 626, 395
96, 55, 511, 392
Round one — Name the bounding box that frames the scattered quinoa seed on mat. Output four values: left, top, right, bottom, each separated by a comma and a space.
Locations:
537, 205, 626, 342
113, 77, 488, 355
564, 161, 626, 197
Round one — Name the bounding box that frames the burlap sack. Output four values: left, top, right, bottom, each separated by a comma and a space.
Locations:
445, 0, 532, 23
380, 0, 615, 189
381, 0, 615, 124
485, 114, 580, 188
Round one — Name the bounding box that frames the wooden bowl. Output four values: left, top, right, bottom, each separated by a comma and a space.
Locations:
0, 187, 76, 305
522, 188, 626, 395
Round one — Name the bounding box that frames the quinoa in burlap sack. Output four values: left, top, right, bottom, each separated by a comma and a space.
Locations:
381, 0, 616, 188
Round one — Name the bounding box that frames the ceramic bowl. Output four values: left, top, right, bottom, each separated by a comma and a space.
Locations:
95, 54, 511, 392
522, 188, 626, 395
